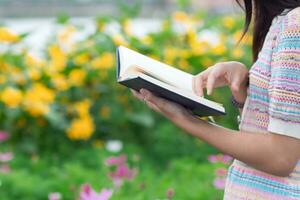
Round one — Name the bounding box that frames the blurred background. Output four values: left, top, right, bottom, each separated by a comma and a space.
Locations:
0, 0, 252, 199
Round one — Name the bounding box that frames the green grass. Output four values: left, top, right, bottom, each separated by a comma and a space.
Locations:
0, 144, 224, 200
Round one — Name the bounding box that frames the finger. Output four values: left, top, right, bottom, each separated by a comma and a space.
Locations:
193, 69, 210, 97
131, 89, 144, 101
193, 75, 204, 97
145, 100, 161, 113
206, 70, 219, 95
230, 77, 241, 93
140, 89, 167, 110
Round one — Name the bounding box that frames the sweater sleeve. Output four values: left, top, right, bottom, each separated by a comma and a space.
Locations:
267, 12, 300, 139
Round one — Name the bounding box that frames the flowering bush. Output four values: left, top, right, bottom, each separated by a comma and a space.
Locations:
208, 154, 233, 190
0, 11, 252, 152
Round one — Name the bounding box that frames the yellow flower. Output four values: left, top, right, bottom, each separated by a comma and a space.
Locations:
149, 54, 160, 61
51, 74, 69, 91
232, 47, 244, 59
11, 68, 26, 85
212, 44, 226, 55
0, 75, 6, 84
233, 30, 253, 45
48, 44, 67, 72
69, 69, 86, 86
100, 106, 110, 119
190, 41, 210, 55
0, 27, 20, 43
164, 47, 179, 65
244, 34, 253, 45
74, 99, 91, 117
1, 87, 23, 108
25, 54, 44, 68
172, 11, 189, 22
96, 21, 106, 32
58, 25, 76, 44
28, 68, 41, 81
178, 59, 190, 71
123, 19, 132, 36
23, 83, 55, 116
74, 53, 90, 65
112, 34, 128, 46
67, 116, 95, 140
141, 36, 153, 45
222, 16, 235, 29
233, 30, 243, 44
91, 52, 114, 70
202, 58, 214, 68
172, 11, 195, 31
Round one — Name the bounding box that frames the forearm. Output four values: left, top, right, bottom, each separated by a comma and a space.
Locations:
174, 115, 295, 176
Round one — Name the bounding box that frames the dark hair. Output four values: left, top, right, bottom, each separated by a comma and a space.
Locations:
236, 0, 300, 61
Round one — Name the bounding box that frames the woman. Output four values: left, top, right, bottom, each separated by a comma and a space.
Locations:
132, 0, 300, 199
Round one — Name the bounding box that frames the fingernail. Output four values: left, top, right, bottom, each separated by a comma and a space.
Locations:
141, 89, 149, 96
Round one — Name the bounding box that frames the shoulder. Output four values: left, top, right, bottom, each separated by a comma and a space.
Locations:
282, 7, 300, 33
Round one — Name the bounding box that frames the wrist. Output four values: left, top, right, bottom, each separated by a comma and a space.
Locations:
232, 89, 247, 104
231, 95, 245, 109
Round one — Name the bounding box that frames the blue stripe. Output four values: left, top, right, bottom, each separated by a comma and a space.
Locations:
278, 42, 300, 49
269, 105, 300, 115
269, 101, 300, 109
228, 169, 300, 198
272, 68, 300, 75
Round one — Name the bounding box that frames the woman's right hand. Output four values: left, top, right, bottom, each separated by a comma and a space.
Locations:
193, 61, 249, 104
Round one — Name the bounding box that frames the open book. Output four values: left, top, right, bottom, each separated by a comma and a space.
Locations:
116, 46, 226, 117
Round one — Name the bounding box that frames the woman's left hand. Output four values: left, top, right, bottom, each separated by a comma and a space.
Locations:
131, 89, 193, 123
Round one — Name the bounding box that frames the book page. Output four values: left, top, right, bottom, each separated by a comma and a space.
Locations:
118, 46, 194, 92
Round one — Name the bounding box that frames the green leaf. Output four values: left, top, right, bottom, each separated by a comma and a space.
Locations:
126, 112, 154, 127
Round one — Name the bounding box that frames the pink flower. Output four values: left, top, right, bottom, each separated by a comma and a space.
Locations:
166, 188, 174, 199
48, 192, 61, 200
208, 155, 218, 163
221, 155, 233, 164
215, 168, 228, 177
0, 152, 13, 162
0, 131, 9, 142
213, 177, 226, 190
105, 154, 127, 166
208, 154, 233, 165
80, 184, 113, 200
108, 164, 137, 189
0, 164, 10, 174
111, 178, 123, 189
108, 164, 137, 180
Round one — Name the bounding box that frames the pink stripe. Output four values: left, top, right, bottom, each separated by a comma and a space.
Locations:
272, 60, 300, 69
225, 181, 299, 200
271, 77, 300, 84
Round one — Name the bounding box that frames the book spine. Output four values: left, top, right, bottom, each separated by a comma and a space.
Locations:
116, 46, 121, 80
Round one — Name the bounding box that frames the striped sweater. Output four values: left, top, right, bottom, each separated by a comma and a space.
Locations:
224, 7, 300, 200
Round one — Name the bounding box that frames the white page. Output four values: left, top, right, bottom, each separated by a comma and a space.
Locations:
118, 46, 194, 92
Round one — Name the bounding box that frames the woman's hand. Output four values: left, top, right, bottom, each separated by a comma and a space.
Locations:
131, 89, 194, 123
193, 61, 249, 104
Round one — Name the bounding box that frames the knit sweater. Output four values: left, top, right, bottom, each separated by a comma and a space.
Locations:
224, 7, 300, 200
